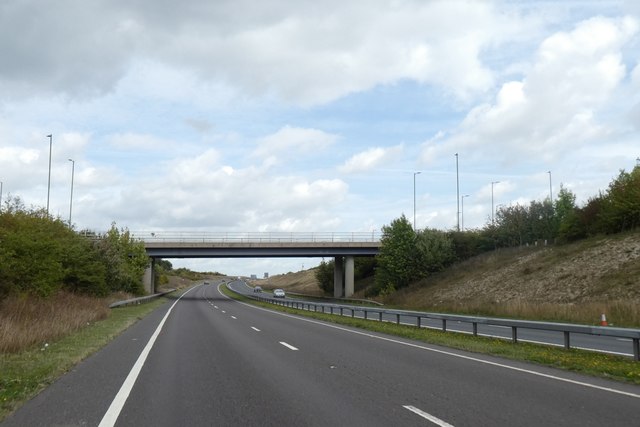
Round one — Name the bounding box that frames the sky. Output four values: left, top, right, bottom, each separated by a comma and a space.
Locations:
1, 0, 640, 276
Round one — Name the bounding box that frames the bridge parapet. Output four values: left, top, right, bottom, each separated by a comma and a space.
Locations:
132, 231, 381, 244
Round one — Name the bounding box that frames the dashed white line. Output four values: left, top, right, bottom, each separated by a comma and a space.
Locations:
251, 327, 261, 332
214, 306, 219, 309
403, 405, 454, 427
279, 342, 299, 351
221, 310, 226, 313
218, 284, 640, 400
231, 316, 237, 319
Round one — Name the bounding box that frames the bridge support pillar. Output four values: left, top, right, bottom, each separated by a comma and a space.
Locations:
143, 258, 155, 294
334, 257, 343, 298
345, 256, 355, 297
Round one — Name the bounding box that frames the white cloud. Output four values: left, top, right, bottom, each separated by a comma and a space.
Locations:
420, 15, 638, 167
252, 126, 338, 160
339, 145, 403, 174
0, 0, 534, 106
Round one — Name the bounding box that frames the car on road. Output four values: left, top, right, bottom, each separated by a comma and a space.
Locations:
203, 281, 210, 285
273, 288, 285, 298
254, 286, 262, 293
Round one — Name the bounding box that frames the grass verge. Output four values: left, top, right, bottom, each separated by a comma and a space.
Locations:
221, 286, 640, 385
0, 293, 175, 422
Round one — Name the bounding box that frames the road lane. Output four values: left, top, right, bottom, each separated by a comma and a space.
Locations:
220, 282, 640, 426
4, 281, 640, 426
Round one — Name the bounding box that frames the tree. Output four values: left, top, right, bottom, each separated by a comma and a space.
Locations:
374, 215, 421, 294
415, 228, 455, 272
315, 259, 334, 294
95, 223, 149, 295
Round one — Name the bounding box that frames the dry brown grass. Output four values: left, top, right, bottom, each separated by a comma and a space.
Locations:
0, 292, 110, 353
403, 299, 640, 327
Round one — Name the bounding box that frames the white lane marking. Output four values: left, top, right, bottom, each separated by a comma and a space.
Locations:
221, 310, 226, 313
218, 284, 640, 400
251, 327, 261, 332
99, 286, 199, 427
403, 405, 454, 427
279, 342, 299, 351
231, 316, 237, 319
214, 306, 219, 309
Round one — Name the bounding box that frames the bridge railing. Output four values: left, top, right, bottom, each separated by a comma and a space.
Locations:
131, 231, 381, 243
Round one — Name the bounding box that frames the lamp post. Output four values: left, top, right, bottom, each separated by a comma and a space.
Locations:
413, 171, 421, 230
548, 170, 552, 202
68, 159, 75, 227
461, 194, 470, 231
46, 134, 52, 214
491, 181, 500, 225
0, 181, 3, 213
455, 153, 460, 231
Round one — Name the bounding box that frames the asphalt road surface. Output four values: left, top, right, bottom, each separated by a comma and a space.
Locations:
3, 280, 640, 426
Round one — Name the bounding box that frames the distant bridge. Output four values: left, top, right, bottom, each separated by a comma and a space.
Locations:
134, 232, 382, 298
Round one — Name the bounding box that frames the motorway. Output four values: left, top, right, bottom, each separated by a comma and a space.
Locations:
231, 282, 637, 358
3, 280, 640, 426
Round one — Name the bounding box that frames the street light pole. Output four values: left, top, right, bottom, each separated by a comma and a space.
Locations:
46, 134, 52, 214
455, 153, 460, 231
68, 159, 75, 227
0, 181, 3, 213
491, 181, 500, 225
548, 170, 552, 202
413, 171, 421, 230
461, 194, 470, 231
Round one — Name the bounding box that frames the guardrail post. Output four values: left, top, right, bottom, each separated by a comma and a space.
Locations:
340, 307, 343, 316
634, 338, 639, 362
330, 306, 334, 315
364, 310, 368, 320
417, 317, 421, 328
472, 323, 478, 336
442, 319, 447, 332
564, 331, 570, 350
512, 326, 518, 343
351, 309, 355, 318
396, 314, 400, 324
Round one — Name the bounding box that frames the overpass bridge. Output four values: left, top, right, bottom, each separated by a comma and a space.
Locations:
134, 232, 381, 298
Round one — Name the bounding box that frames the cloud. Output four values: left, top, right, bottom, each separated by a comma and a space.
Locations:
338, 145, 403, 174
252, 125, 338, 160
420, 15, 638, 168
0, 0, 533, 106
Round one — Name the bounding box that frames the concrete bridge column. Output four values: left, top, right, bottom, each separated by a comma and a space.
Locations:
143, 258, 155, 294
345, 256, 355, 297
333, 256, 343, 298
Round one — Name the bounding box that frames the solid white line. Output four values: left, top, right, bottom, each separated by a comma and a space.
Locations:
279, 342, 299, 351
251, 327, 261, 332
98, 286, 198, 427
403, 405, 454, 427
217, 284, 640, 400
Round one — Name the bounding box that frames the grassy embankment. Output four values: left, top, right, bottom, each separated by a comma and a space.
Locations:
221, 284, 640, 385
0, 291, 178, 421
384, 231, 640, 327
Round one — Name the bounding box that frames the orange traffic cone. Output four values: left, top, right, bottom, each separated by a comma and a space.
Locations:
600, 313, 608, 326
